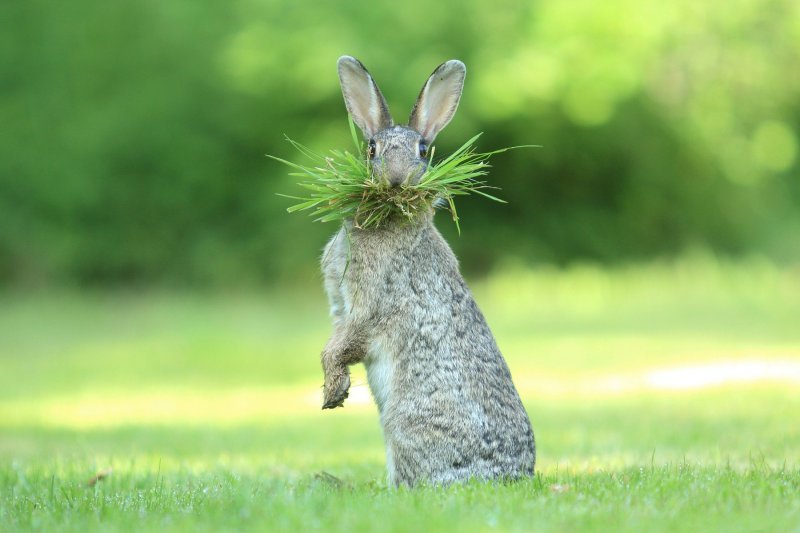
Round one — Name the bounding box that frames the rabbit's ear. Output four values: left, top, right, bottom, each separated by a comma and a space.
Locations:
408, 60, 466, 142
337, 56, 393, 138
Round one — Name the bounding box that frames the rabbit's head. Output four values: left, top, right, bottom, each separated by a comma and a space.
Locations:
337, 56, 466, 188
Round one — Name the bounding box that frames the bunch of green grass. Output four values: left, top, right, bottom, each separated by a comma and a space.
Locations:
271, 120, 533, 234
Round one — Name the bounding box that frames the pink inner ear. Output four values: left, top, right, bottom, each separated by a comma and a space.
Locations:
339, 60, 392, 137
418, 88, 459, 139
411, 62, 465, 141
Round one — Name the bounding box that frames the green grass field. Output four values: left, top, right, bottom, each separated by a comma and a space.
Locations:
1, 256, 799, 531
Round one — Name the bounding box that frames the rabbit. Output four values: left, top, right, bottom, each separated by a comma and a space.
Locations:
319, 55, 535, 487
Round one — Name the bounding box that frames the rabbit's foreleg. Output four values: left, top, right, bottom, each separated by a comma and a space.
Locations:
321, 322, 366, 409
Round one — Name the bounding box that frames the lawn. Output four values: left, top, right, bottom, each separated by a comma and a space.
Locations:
1, 255, 799, 531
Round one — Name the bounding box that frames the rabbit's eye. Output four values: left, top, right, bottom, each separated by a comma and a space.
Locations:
367, 140, 376, 159
419, 142, 428, 158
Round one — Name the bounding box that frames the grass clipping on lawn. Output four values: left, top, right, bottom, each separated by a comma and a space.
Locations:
271, 120, 533, 234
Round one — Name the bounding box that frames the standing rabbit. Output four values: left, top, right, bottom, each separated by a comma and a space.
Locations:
320, 56, 535, 487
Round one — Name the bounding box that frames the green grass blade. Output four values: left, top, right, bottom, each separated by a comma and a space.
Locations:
272, 124, 535, 231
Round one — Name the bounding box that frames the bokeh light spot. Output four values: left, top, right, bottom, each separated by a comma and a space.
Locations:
563, 85, 615, 126
220, 23, 275, 95
751, 120, 798, 173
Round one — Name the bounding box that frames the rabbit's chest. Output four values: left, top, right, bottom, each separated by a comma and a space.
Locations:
364, 337, 394, 413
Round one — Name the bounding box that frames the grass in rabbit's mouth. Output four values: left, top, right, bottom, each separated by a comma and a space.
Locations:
270, 119, 535, 234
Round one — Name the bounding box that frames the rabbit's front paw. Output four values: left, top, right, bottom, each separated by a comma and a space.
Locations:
322, 369, 350, 409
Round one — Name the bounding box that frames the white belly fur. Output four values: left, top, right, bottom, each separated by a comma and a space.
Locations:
365, 337, 394, 414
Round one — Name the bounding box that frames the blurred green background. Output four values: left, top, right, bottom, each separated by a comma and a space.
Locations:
2, 0, 799, 287
2, 3, 800, 528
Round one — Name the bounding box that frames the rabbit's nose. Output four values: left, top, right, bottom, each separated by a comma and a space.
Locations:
388, 175, 406, 188
385, 166, 409, 187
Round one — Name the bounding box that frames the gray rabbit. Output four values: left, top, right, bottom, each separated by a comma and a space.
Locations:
320, 56, 535, 487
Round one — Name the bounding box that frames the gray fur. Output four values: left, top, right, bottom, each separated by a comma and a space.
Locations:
371, 126, 425, 187
321, 56, 535, 487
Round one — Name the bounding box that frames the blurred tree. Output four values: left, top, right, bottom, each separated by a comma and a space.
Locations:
0, 0, 798, 286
